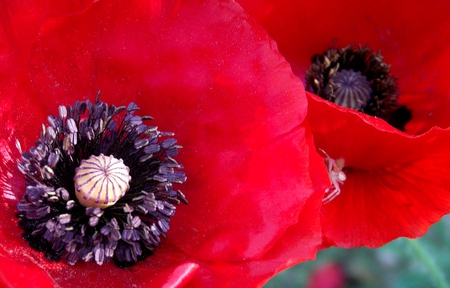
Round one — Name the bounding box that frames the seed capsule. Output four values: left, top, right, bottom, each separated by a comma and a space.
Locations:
74, 154, 131, 208
326, 69, 372, 110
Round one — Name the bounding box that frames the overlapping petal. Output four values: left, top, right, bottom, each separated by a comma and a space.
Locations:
0, 0, 325, 286
238, 0, 450, 247
308, 94, 450, 247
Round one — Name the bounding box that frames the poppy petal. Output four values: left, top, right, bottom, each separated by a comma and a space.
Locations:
308, 92, 450, 247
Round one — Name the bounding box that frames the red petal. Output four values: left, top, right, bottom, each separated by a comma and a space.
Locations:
0, 247, 55, 288
0, 1, 93, 69
0, 0, 324, 286
308, 92, 450, 247
184, 129, 326, 287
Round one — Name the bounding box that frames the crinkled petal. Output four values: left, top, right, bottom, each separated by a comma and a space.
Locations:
308, 92, 450, 247
181, 126, 326, 287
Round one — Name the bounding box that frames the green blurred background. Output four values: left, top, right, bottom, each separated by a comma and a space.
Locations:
264, 215, 450, 288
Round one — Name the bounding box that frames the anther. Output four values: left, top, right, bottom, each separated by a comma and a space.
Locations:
74, 154, 131, 208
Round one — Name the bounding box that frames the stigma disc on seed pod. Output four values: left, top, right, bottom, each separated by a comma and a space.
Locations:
74, 154, 131, 208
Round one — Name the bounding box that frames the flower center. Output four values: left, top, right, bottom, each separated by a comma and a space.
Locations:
16, 96, 187, 267
326, 69, 372, 110
74, 154, 131, 208
305, 44, 411, 131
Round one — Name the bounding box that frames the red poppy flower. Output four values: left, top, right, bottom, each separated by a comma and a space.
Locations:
0, 0, 327, 287
306, 262, 346, 288
238, 0, 450, 248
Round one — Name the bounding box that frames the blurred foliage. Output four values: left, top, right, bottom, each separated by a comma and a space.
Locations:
264, 215, 450, 288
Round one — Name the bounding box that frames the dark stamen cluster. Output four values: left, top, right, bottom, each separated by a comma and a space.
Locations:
306, 44, 411, 130
16, 94, 187, 268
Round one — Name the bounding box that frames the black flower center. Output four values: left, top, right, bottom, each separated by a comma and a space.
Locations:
306, 44, 411, 131
16, 94, 187, 268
